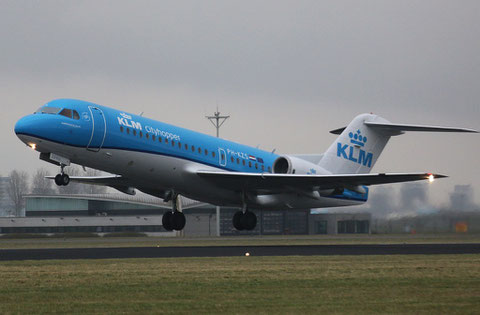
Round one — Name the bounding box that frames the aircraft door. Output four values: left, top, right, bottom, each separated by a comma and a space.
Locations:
218, 148, 227, 167
87, 106, 106, 152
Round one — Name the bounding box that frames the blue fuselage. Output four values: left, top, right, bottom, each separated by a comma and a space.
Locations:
15, 99, 367, 209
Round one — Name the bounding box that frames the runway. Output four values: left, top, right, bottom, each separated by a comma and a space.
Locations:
0, 243, 479, 261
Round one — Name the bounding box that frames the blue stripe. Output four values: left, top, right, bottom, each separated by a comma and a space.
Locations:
329, 187, 369, 202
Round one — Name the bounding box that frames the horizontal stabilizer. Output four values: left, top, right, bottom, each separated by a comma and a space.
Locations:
330, 122, 478, 135
364, 121, 479, 134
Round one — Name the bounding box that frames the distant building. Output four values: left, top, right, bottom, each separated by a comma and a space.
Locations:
450, 185, 475, 211
219, 208, 310, 236
24, 194, 180, 217
309, 212, 371, 234
0, 194, 372, 236
399, 183, 428, 210
0, 216, 173, 235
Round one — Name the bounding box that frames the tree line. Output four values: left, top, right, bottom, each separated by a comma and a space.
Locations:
1, 166, 107, 216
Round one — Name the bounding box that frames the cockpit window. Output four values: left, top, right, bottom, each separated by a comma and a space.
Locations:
73, 110, 80, 120
59, 108, 73, 118
35, 107, 61, 114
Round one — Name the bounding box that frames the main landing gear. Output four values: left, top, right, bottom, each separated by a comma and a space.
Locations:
162, 192, 186, 231
54, 165, 70, 186
232, 209, 257, 231
233, 192, 257, 231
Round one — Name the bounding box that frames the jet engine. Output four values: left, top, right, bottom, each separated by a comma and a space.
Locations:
272, 155, 355, 198
272, 155, 325, 175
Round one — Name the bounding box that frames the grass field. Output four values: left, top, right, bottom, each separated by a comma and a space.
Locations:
0, 254, 479, 314
1, 233, 479, 249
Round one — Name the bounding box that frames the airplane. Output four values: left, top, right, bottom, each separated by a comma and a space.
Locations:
14, 99, 478, 231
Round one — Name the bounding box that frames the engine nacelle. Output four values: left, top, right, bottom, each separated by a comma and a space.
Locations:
272, 155, 367, 200
272, 155, 327, 175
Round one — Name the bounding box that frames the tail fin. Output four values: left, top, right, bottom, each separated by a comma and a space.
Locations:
318, 114, 390, 174
318, 114, 478, 174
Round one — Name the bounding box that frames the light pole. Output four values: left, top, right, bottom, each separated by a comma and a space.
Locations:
206, 108, 230, 138
206, 108, 230, 237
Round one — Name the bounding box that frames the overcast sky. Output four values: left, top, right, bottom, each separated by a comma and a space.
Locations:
1, 1, 479, 204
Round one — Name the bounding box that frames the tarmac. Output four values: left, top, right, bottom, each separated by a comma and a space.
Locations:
0, 243, 479, 261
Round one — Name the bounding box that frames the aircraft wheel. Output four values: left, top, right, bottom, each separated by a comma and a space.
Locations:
172, 211, 186, 231
162, 211, 173, 231
233, 211, 244, 230
61, 174, 70, 186
54, 174, 63, 186
242, 211, 257, 231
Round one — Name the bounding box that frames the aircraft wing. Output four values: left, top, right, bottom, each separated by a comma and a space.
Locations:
196, 171, 446, 193
46, 175, 136, 195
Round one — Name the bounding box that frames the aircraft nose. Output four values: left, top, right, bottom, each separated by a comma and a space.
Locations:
15, 115, 33, 135
14, 114, 45, 136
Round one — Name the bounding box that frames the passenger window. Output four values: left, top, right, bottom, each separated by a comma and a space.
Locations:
221, 154, 225, 160
185, 144, 188, 150
178, 142, 182, 148
236, 158, 240, 164
242, 160, 246, 166
165, 138, 168, 144
152, 135, 156, 141
139, 131, 143, 138
248, 161, 252, 167
158, 137, 162, 143
120, 126, 124, 132
127, 128, 130, 134
212, 151, 216, 158
198, 147, 201, 154
133, 130, 137, 136
204, 149, 208, 155
146, 133, 149, 139
59, 108, 72, 118
268, 166, 272, 172
261, 165, 265, 171
231, 157, 234, 163
255, 163, 258, 169
191, 146, 195, 152
172, 140, 175, 147
73, 110, 80, 120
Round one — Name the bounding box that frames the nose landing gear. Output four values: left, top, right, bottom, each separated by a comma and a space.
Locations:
54, 165, 70, 186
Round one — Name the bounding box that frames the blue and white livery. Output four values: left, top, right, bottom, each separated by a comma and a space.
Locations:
15, 99, 478, 231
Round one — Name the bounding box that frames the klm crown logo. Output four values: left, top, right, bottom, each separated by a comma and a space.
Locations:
120, 112, 132, 120
349, 129, 367, 147
337, 129, 373, 168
